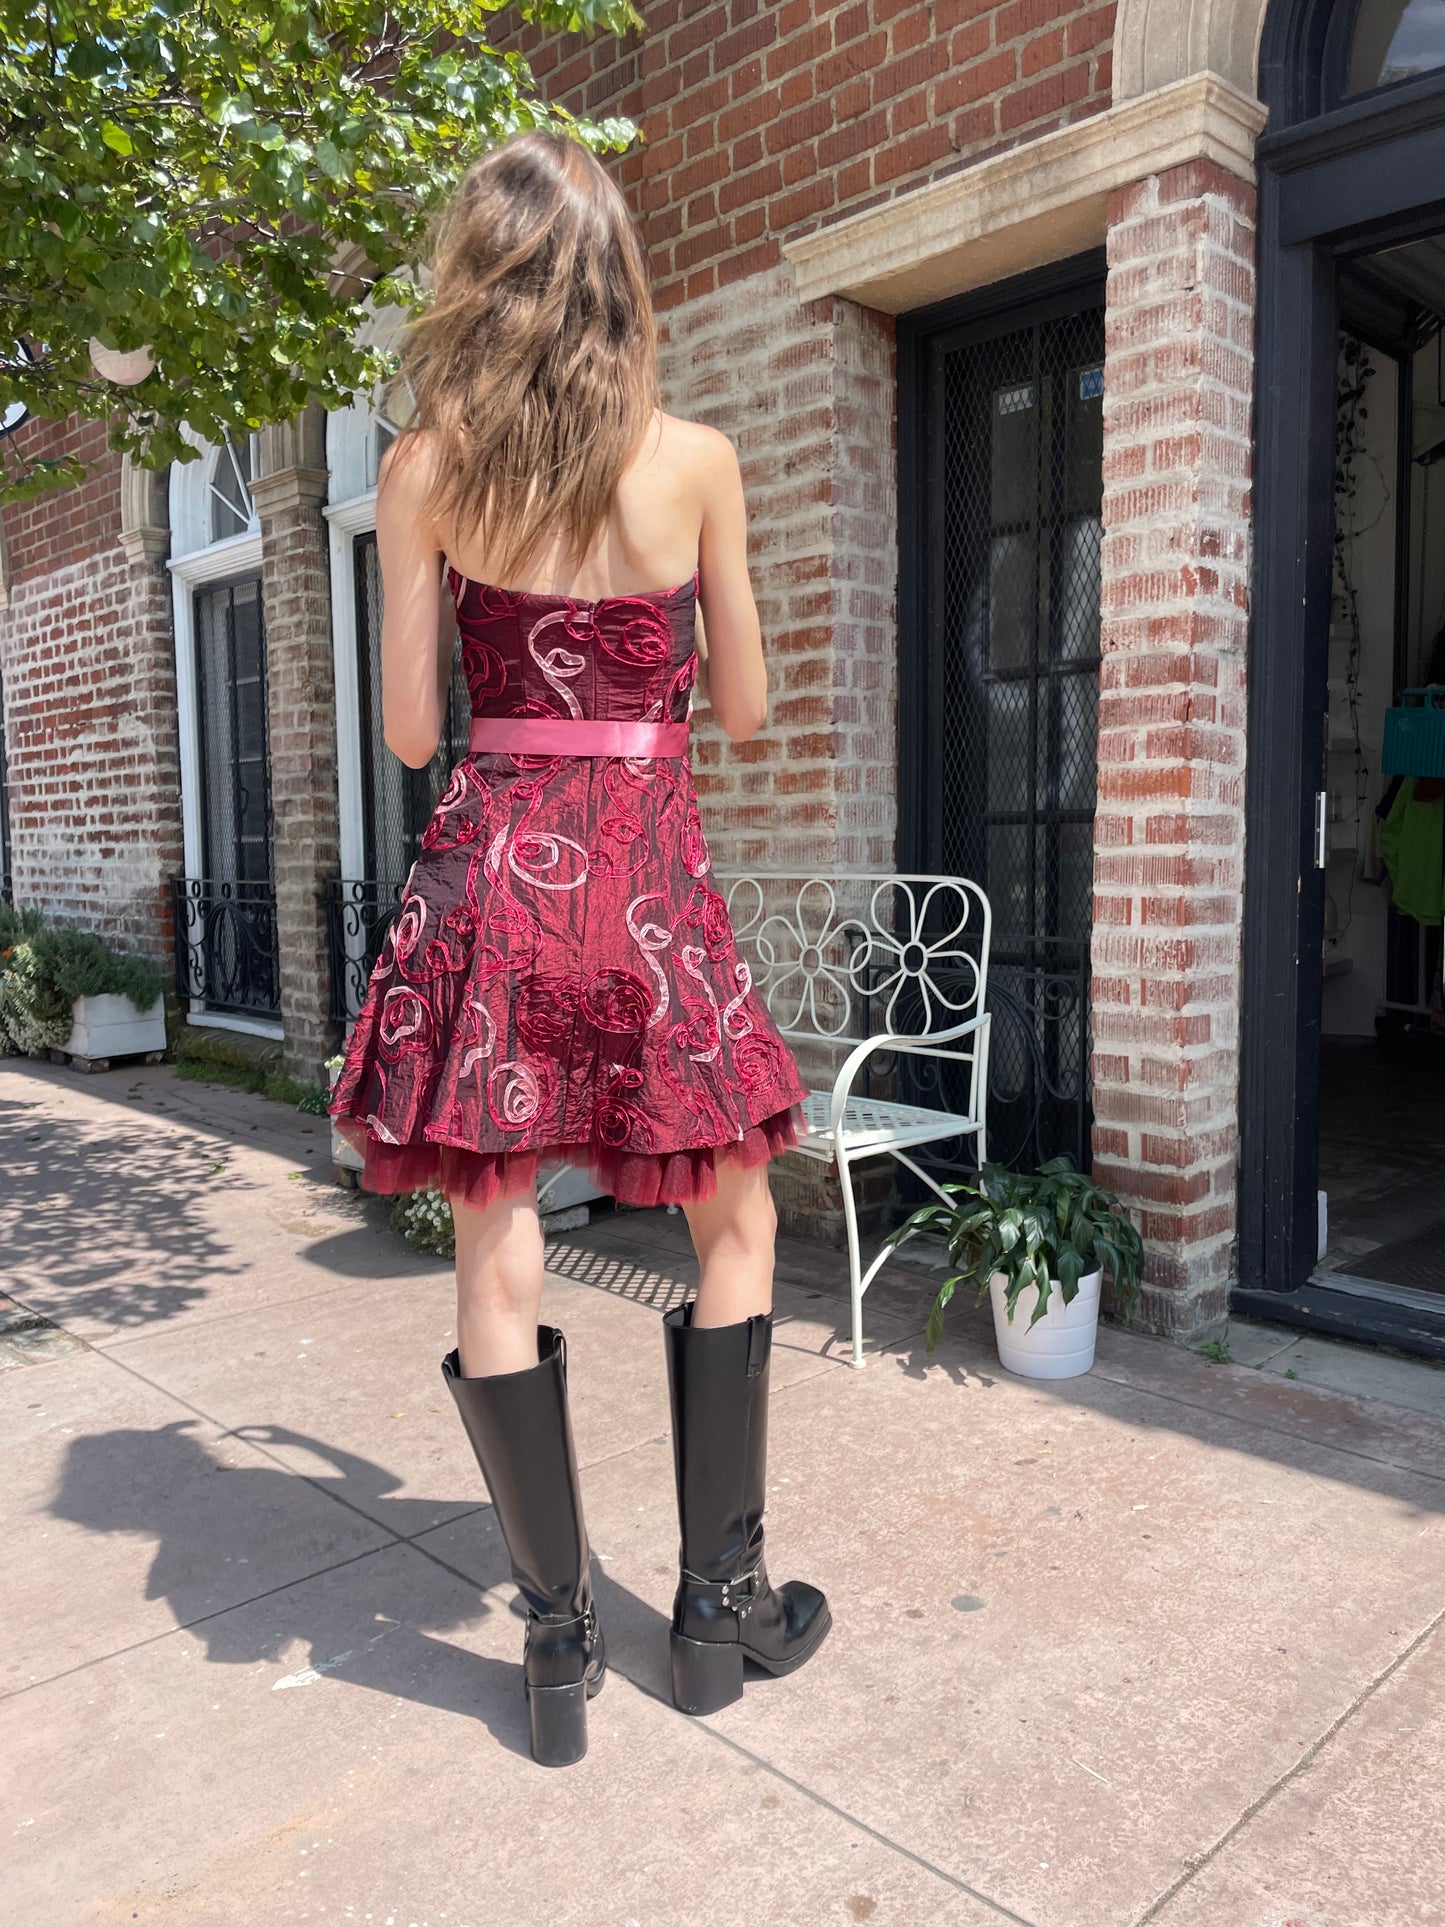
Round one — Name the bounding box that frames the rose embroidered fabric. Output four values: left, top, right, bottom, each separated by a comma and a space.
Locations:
328, 568, 808, 1209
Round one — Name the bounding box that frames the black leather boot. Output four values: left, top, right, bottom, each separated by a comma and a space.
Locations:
662, 1300, 831, 1715
442, 1327, 605, 1766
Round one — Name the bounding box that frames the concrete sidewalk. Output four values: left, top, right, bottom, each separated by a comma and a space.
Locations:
3, 1058, 1443, 1927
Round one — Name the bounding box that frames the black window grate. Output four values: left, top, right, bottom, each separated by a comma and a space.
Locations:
903, 289, 1105, 1174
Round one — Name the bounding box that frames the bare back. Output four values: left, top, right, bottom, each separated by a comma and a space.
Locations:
442, 410, 708, 598
377, 409, 768, 765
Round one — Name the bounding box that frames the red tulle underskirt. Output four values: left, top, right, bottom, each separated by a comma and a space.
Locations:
333, 1103, 805, 1213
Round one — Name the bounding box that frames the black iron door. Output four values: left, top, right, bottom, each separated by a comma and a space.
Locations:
899, 262, 1105, 1173
188, 574, 279, 1015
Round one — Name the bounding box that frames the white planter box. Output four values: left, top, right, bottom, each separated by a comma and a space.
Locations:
65, 994, 166, 1061
538, 1162, 607, 1211
327, 1059, 364, 1173
988, 1267, 1102, 1380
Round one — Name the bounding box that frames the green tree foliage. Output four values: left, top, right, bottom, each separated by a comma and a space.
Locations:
0, 0, 641, 499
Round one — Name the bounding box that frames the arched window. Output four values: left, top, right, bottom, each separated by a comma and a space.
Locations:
209, 434, 259, 543
1347, 0, 1445, 96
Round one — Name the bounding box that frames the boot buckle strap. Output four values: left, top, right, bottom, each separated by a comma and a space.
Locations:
523, 1600, 596, 1644
685, 1562, 763, 1616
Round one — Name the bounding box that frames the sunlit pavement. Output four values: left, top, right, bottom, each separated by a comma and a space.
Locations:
3, 1057, 1444, 1927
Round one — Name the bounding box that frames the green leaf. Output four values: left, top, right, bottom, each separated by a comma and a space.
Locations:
314, 136, 348, 181
100, 122, 134, 156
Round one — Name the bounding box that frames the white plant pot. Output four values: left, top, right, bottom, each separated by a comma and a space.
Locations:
65, 993, 166, 1060
988, 1267, 1102, 1380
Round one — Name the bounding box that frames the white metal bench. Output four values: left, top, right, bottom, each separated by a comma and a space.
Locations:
717, 873, 992, 1368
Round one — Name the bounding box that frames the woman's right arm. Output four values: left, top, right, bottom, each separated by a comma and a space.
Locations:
377, 434, 451, 770
694, 429, 768, 742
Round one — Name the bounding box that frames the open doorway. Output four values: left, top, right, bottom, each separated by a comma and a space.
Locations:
1316, 239, 1445, 1304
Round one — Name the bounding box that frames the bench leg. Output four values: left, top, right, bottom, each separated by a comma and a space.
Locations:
835, 1149, 867, 1370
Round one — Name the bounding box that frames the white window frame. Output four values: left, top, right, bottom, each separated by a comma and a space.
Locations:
324, 485, 378, 885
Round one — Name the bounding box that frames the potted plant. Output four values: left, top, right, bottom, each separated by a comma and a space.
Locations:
0, 907, 165, 1065
887, 1156, 1145, 1379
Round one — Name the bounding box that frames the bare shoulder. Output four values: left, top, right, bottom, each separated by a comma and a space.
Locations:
638, 413, 741, 522
652, 410, 738, 477
377, 426, 443, 509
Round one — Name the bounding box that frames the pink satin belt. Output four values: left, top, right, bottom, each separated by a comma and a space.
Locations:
468, 716, 690, 759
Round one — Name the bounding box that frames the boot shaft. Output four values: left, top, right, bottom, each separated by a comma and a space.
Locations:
442, 1326, 589, 1620
662, 1302, 772, 1584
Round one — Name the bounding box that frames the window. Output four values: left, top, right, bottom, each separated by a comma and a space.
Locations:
195, 577, 272, 887
209, 434, 259, 543
1348, 0, 1445, 95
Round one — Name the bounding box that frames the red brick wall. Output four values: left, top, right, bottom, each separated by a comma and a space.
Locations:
1091, 159, 1256, 1339
3, 417, 122, 583
512, 0, 1116, 304
0, 543, 183, 959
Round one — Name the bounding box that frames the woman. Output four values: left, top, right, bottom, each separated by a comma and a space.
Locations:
328, 129, 831, 1768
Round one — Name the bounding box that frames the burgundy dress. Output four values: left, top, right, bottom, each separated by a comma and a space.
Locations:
328, 566, 808, 1209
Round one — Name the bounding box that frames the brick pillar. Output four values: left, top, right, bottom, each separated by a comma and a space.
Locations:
250, 407, 340, 1082
1092, 160, 1256, 1341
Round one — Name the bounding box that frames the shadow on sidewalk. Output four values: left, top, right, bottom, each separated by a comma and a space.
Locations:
0, 1090, 242, 1330
48, 1419, 663, 1761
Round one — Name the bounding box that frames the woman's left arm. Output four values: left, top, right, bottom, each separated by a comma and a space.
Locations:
377, 435, 450, 770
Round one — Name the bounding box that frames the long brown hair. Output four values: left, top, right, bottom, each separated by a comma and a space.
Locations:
393, 130, 659, 583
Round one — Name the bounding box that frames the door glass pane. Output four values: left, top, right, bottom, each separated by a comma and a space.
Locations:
194, 576, 271, 886
1349, 0, 1445, 94
986, 680, 1030, 812
1058, 671, 1098, 811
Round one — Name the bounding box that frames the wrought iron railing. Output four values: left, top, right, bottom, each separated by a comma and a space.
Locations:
323, 877, 406, 1025
170, 875, 281, 1019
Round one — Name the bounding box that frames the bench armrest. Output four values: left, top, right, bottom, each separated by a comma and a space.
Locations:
826, 1013, 991, 1140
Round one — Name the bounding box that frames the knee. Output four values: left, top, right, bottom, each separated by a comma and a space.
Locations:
456, 1262, 536, 1324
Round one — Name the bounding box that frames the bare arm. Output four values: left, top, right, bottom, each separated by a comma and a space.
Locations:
694, 430, 767, 742
377, 436, 450, 770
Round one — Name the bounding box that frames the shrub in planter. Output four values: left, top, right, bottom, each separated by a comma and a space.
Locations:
0, 905, 165, 1059
887, 1156, 1145, 1377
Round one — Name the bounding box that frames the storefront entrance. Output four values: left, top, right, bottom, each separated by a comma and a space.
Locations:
1240, 0, 1445, 1356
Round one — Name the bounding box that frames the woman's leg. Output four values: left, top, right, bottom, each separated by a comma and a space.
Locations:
443, 1179, 604, 1766
682, 1155, 777, 1327
451, 1183, 546, 1376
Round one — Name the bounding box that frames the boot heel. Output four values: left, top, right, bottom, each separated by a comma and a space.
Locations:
527, 1679, 589, 1766
670, 1633, 744, 1715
